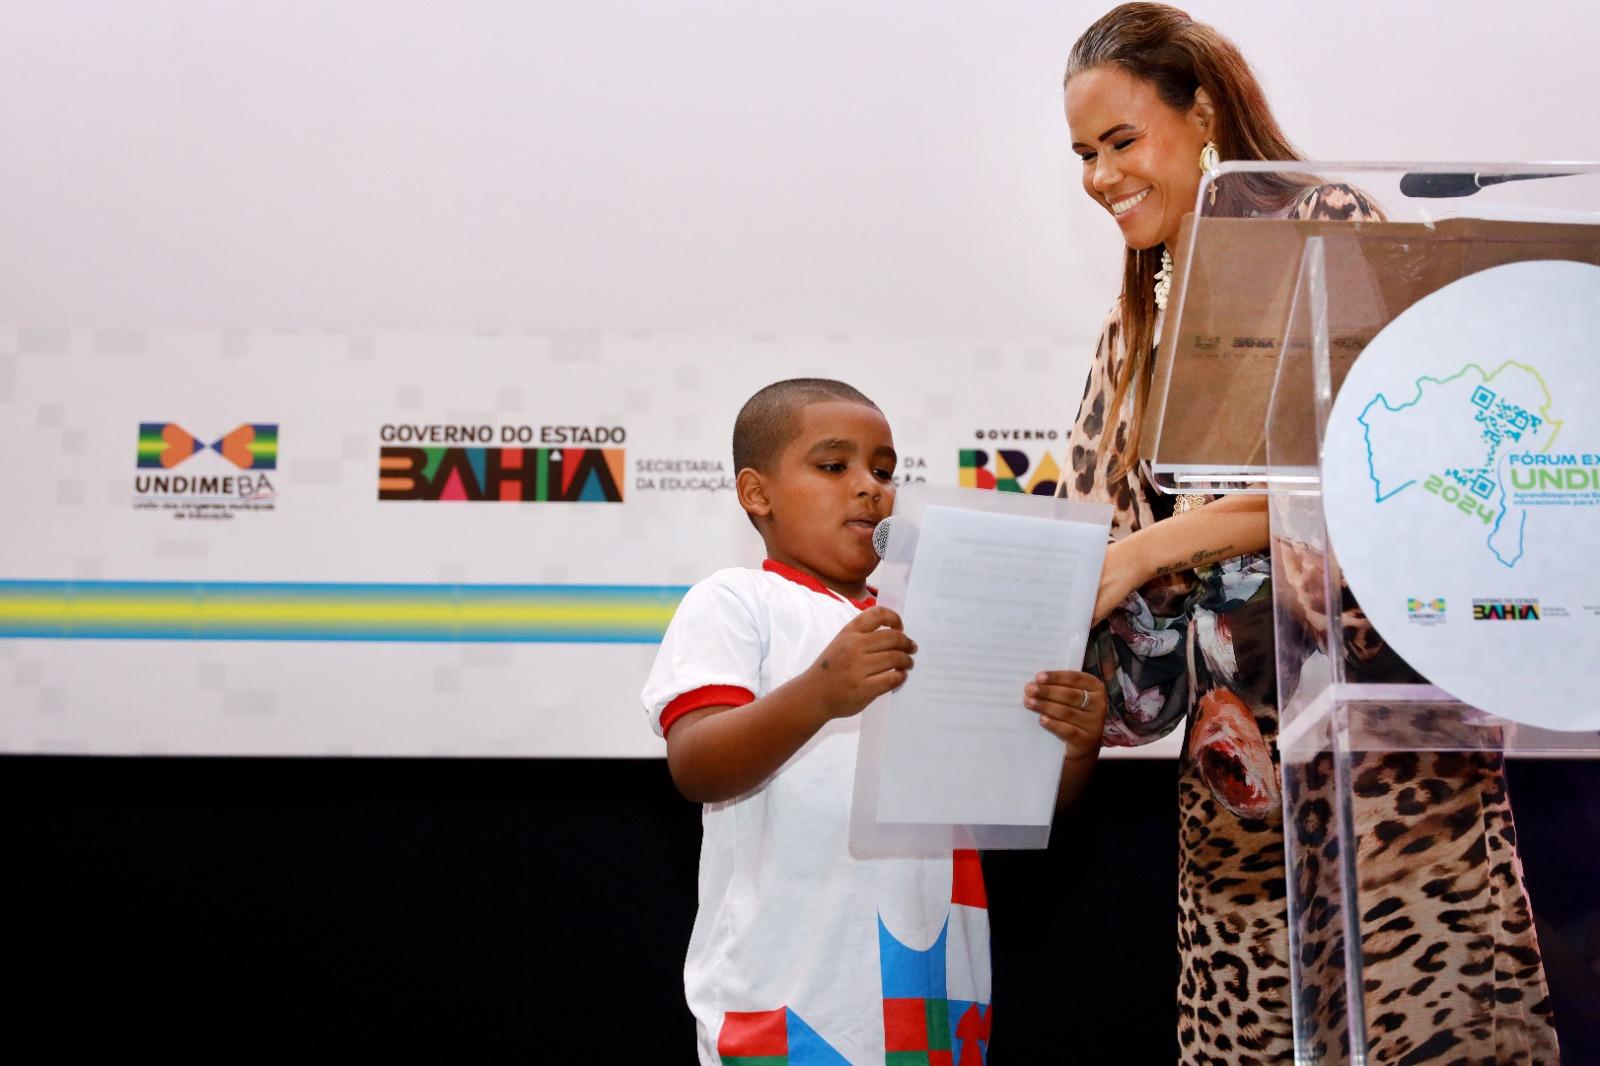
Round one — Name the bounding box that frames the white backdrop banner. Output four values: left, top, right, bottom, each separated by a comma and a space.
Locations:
0, 325, 1101, 755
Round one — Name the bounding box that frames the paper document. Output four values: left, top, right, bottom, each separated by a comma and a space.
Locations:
873, 503, 1107, 827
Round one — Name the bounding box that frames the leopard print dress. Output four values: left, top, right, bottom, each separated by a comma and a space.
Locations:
1064, 186, 1561, 1064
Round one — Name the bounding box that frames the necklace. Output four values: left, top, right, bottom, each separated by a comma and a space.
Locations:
1154, 247, 1174, 311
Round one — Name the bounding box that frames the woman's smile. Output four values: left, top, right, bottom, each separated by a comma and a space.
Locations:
1108, 187, 1152, 222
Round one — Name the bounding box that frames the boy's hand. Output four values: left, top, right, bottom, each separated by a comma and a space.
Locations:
1025, 670, 1106, 761
806, 606, 916, 719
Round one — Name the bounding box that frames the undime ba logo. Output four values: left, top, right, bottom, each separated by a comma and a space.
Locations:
1406, 597, 1447, 627
133, 422, 280, 520
138, 423, 278, 470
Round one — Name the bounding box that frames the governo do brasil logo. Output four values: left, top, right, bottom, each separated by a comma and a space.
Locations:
960, 429, 1062, 495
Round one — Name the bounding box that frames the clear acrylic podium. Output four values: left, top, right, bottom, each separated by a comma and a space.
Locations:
1148, 163, 1600, 1064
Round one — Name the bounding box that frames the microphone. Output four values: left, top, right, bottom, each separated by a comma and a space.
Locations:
1398, 170, 1577, 198
872, 517, 894, 559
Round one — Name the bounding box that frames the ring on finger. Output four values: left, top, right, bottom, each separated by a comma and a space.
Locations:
1076, 688, 1090, 710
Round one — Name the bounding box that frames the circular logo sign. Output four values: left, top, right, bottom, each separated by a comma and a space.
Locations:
1321, 259, 1600, 732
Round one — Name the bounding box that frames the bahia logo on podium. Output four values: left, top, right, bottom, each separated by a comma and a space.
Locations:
1322, 259, 1600, 732
1471, 598, 1542, 621
375, 422, 624, 502
133, 422, 279, 520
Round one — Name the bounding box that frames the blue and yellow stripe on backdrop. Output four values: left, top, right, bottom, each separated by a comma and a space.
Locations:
0, 580, 687, 643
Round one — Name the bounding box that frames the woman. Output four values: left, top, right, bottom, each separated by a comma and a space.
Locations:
1060, 5, 1560, 1063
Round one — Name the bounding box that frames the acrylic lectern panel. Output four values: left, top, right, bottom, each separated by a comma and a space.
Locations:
1142, 161, 1600, 497
1146, 162, 1600, 1063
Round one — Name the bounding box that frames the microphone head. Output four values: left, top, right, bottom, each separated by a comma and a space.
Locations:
871, 517, 894, 559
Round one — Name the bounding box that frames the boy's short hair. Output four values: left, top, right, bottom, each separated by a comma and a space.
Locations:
732, 378, 880, 473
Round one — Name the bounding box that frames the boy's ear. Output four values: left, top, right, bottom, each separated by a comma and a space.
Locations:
736, 467, 772, 520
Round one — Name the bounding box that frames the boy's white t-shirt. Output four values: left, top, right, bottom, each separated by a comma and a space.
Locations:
642, 560, 992, 1065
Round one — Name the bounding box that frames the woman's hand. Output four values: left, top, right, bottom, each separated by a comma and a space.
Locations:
1092, 538, 1148, 624
1090, 495, 1270, 625
1025, 669, 1107, 762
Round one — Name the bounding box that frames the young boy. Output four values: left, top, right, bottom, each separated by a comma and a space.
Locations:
642, 378, 1105, 1064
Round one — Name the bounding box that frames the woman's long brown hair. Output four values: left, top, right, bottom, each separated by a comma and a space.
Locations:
1066, 3, 1308, 478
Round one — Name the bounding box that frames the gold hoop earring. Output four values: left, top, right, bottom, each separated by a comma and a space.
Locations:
1198, 140, 1220, 205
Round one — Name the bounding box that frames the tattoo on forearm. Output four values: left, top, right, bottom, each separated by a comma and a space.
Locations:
1154, 544, 1235, 576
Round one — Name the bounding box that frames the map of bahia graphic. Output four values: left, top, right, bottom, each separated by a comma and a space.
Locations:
1358, 360, 1562, 569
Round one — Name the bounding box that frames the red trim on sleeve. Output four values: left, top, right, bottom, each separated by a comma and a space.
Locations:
659, 684, 755, 737
761, 558, 877, 610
